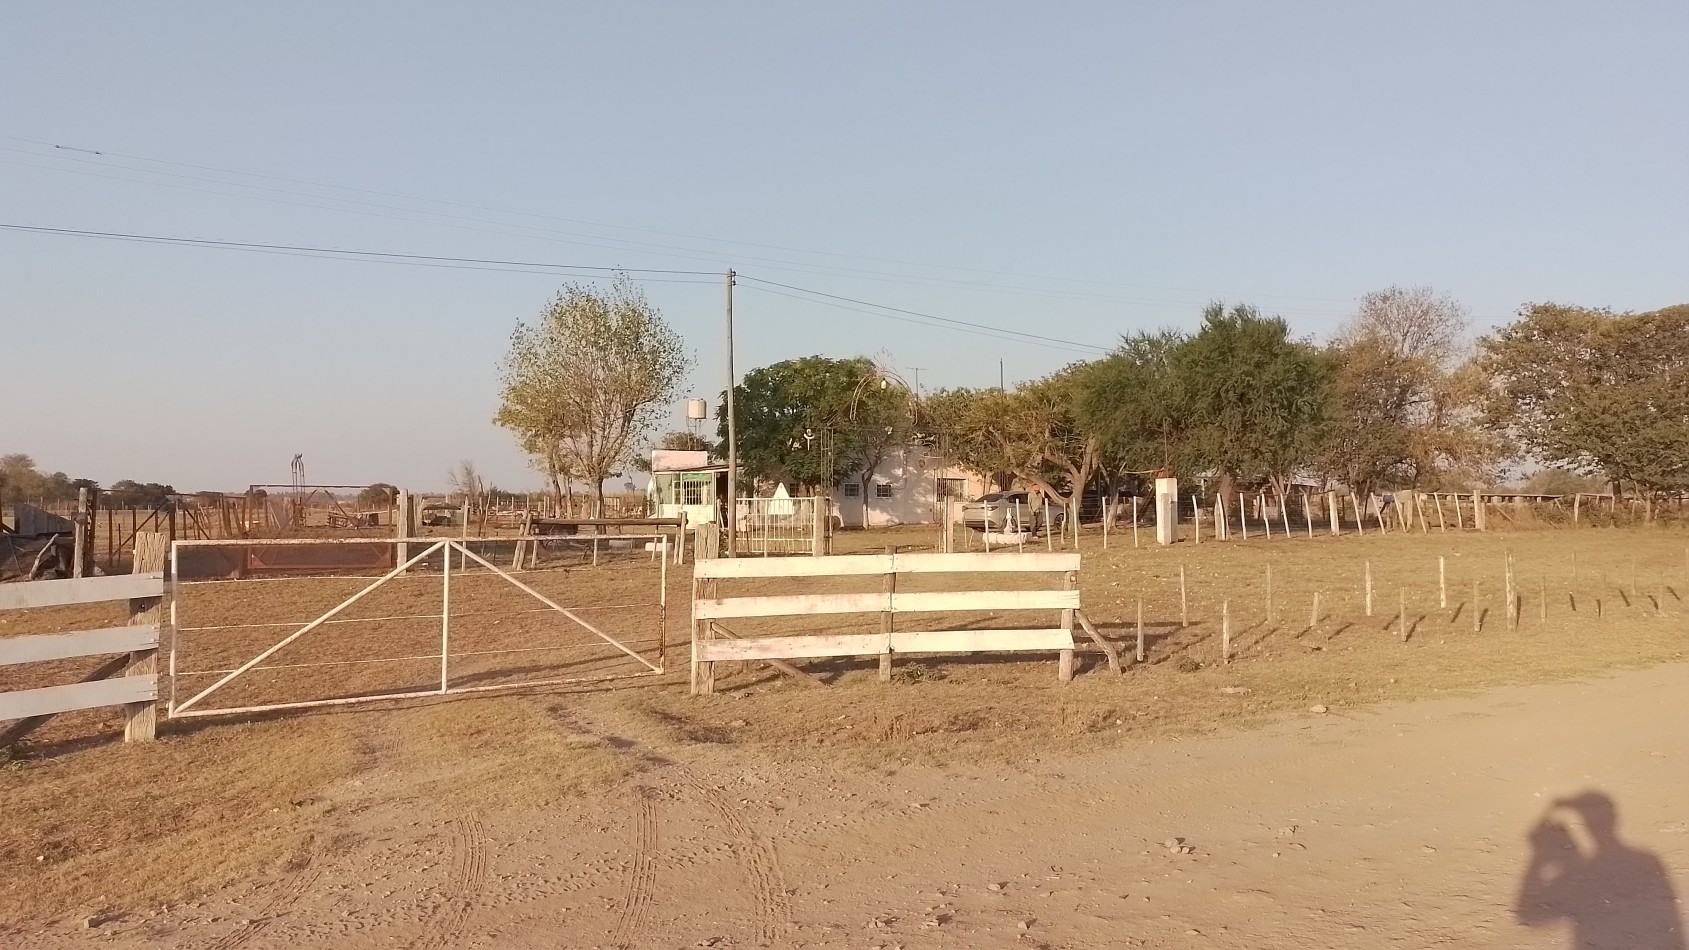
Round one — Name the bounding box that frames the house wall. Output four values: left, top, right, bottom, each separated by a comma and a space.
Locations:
835, 448, 992, 528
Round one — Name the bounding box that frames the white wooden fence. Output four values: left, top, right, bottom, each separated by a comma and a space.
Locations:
0, 571, 164, 744
690, 552, 1098, 694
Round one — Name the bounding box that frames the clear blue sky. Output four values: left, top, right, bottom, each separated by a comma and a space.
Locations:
4, 2, 1684, 492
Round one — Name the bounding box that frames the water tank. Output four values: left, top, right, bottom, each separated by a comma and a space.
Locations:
686, 398, 708, 422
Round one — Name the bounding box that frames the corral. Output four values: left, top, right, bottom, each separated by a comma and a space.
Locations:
3, 522, 1689, 937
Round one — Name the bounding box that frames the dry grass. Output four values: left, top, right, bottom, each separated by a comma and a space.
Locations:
2, 523, 1687, 924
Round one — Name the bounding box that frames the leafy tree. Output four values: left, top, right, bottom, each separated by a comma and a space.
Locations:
1321, 287, 1500, 493
0, 454, 90, 503
721, 356, 911, 493
1480, 303, 1689, 496
927, 368, 1101, 521
1073, 330, 1190, 478
1175, 302, 1332, 496
357, 483, 399, 507
496, 277, 692, 517
106, 480, 176, 507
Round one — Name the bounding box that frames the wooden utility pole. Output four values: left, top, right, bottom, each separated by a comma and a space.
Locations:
724, 270, 739, 558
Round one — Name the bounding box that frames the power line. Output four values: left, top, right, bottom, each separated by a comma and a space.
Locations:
738, 276, 1110, 354
0, 224, 720, 278
0, 134, 1373, 313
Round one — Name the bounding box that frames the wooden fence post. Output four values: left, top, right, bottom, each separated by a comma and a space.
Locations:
1136, 597, 1145, 663
124, 530, 166, 742
880, 546, 895, 682
1439, 556, 1447, 609
1058, 570, 1077, 682
1364, 560, 1373, 617
1180, 563, 1188, 627
1221, 600, 1231, 663
1328, 491, 1341, 537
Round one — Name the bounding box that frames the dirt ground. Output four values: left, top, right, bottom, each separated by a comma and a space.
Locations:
4, 525, 1689, 947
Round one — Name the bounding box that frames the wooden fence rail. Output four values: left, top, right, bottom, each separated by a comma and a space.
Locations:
0, 568, 164, 746
690, 551, 1104, 694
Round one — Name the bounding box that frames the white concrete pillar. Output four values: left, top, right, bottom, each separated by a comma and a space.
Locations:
1155, 476, 1178, 545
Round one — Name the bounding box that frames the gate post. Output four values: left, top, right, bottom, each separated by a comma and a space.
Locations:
1154, 476, 1178, 545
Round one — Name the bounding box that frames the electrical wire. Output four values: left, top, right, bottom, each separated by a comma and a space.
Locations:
738, 276, 1110, 354
0, 223, 721, 281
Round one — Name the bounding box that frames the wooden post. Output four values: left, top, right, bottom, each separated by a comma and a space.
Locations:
1221, 600, 1231, 663
1328, 491, 1341, 537
1310, 590, 1320, 631
1414, 492, 1429, 534
1473, 579, 1480, 633
73, 486, 89, 578
1352, 493, 1365, 536
1261, 492, 1272, 540
1505, 552, 1516, 631
1192, 495, 1201, 545
1058, 570, 1077, 682
1364, 560, 1373, 617
1573, 492, 1581, 526
1434, 493, 1446, 532
124, 529, 166, 742
1180, 563, 1188, 627
1217, 494, 1229, 541
1473, 490, 1486, 531
1439, 556, 1447, 609
813, 496, 827, 557
1280, 493, 1291, 537
1044, 498, 1053, 552
1102, 498, 1109, 550
880, 547, 895, 682
1132, 496, 1140, 548
1302, 492, 1314, 539
1373, 494, 1388, 534
1135, 597, 1145, 663
1238, 491, 1248, 540
1453, 492, 1463, 530
1399, 589, 1407, 642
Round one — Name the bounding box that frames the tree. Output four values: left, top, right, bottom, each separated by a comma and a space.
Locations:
1175, 302, 1332, 497
496, 277, 692, 517
357, 483, 398, 508
1073, 330, 1190, 478
1321, 287, 1499, 493
1480, 303, 1689, 496
0, 454, 89, 503
927, 368, 1101, 524
106, 480, 176, 507
446, 460, 485, 512
721, 356, 912, 493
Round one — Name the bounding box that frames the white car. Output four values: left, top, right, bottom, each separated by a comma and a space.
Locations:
960, 492, 1060, 533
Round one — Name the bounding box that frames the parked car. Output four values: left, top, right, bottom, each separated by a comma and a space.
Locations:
961, 492, 1061, 533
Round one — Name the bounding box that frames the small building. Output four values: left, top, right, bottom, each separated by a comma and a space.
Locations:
834, 447, 993, 529
647, 449, 728, 526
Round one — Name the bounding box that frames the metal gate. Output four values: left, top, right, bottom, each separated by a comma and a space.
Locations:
166, 536, 667, 718
735, 496, 821, 556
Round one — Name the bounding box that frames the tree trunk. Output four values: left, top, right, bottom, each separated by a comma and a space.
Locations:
591, 478, 606, 519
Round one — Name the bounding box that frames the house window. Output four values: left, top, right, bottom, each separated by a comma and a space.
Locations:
841, 483, 862, 497
936, 478, 966, 501
874, 483, 894, 499
679, 473, 710, 506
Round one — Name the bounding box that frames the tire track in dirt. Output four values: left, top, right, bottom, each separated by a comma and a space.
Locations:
683, 778, 791, 946
405, 817, 488, 950
199, 841, 321, 950
610, 786, 659, 949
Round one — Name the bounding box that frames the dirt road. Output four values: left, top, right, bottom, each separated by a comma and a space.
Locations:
22, 662, 1689, 949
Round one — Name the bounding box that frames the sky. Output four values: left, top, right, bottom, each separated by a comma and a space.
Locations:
3, 2, 1685, 493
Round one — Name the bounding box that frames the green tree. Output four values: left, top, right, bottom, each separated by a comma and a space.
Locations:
496, 277, 692, 517
1175, 302, 1332, 496
357, 483, 399, 507
106, 480, 176, 506
1073, 330, 1190, 477
721, 356, 912, 493
1480, 303, 1689, 497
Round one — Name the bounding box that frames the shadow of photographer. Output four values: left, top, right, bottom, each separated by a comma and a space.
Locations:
1516, 790, 1685, 949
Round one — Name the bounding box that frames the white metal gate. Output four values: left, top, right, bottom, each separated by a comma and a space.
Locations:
166, 536, 667, 718
735, 496, 820, 556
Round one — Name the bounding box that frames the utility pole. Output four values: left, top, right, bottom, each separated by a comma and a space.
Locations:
724, 269, 738, 558
910, 367, 924, 399
998, 359, 1005, 390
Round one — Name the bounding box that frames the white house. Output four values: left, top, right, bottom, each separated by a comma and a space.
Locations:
833, 446, 993, 528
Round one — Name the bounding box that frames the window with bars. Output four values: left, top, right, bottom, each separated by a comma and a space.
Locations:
841, 483, 862, 497
874, 483, 894, 499
936, 477, 966, 501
